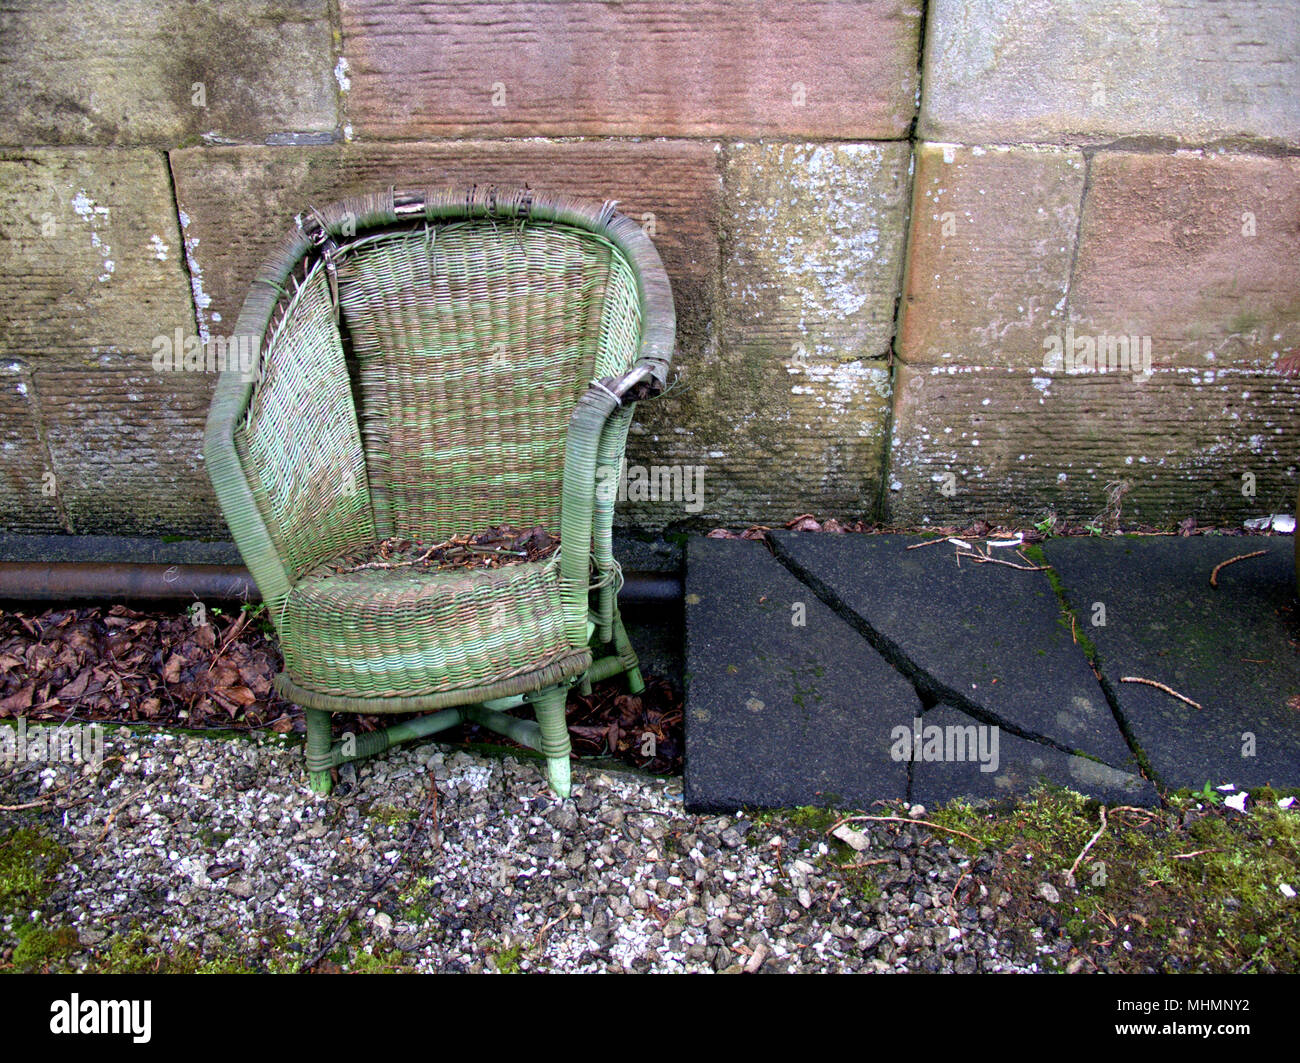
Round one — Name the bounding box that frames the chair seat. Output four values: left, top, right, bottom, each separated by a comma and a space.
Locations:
277, 552, 589, 701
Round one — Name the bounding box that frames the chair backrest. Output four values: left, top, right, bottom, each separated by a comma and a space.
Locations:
336, 216, 642, 543
233, 189, 646, 577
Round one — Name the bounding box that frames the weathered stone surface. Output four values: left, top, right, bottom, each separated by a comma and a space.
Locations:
1068, 151, 1300, 371
0, 532, 244, 565
638, 358, 893, 527
0, 148, 210, 534
769, 530, 1136, 770
922, 0, 1300, 146
0, 0, 338, 146
684, 536, 915, 812
1043, 536, 1300, 790
0, 363, 63, 533
899, 144, 1085, 368
0, 149, 196, 362
725, 142, 911, 364
887, 363, 1300, 528
910, 705, 1155, 807
169, 140, 720, 354
340, 0, 920, 139
648, 142, 910, 527
171, 140, 902, 531
33, 356, 220, 537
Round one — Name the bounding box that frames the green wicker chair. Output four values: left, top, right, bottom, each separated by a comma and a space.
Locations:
204, 186, 674, 797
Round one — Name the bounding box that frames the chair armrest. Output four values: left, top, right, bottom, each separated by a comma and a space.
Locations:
556, 358, 675, 646
557, 385, 620, 645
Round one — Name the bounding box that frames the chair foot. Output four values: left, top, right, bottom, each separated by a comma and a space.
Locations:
304, 707, 334, 794
545, 755, 572, 799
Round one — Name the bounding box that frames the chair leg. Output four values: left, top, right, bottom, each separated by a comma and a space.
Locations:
304, 708, 334, 794
530, 685, 572, 798
612, 612, 645, 695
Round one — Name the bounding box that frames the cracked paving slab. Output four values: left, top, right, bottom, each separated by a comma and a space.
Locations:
910, 705, 1155, 807
1043, 535, 1300, 791
684, 537, 913, 812
768, 531, 1138, 775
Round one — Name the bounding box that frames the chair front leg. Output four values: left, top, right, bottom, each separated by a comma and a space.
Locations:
529, 685, 573, 798
612, 611, 645, 695
305, 708, 334, 794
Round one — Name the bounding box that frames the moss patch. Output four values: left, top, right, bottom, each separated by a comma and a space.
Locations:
0, 827, 68, 910
491, 942, 524, 974
929, 786, 1300, 972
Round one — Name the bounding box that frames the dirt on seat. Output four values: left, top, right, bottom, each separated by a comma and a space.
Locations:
318, 526, 561, 577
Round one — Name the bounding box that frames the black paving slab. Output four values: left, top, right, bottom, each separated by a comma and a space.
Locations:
768, 531, 1136, 772
684, 537, 916, 812
1043, 535, 1300, 791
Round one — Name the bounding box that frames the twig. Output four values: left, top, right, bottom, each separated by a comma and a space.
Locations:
532, 910, 570, 950
948, 868, 971, 909
0, 797, 54, 811
206, 609, 251, 673
95, 786, 148, 845
1171, 848, 1220, 860
905, 537, 950, 550
744, 942, 769, 973
831, 814, 983, 846
1066, 806, 1107, 885
0, 794, 89, 812
966, 553, 1046, 571
1109, 805, 1156, 818
1209, 550, 1266, 588
351, 543, 440, 571
1119, 676, 1202, 710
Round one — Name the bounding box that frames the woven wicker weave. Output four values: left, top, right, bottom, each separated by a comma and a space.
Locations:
204, 186, 675, 796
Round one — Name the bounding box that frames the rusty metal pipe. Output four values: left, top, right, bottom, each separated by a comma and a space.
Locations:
0, 561, 681, 607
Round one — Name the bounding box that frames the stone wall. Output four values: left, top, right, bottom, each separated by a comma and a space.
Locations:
892, 0, 1300, 528
0, 1, 1295, 540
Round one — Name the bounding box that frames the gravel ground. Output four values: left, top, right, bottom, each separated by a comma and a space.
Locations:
1, 727, 1064, 973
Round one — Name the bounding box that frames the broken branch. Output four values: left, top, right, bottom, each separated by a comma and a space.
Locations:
1209, 550, 1266, 588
